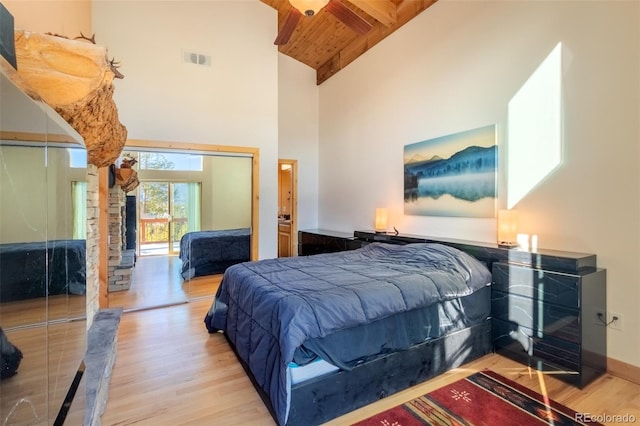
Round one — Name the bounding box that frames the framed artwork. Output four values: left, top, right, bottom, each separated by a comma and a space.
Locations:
404, 125, 497, 218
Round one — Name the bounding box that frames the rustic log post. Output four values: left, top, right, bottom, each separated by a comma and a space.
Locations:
11, 30, 127, 167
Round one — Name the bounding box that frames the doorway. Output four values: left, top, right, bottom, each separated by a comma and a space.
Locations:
139, 181, 201, 256
278, 159, 297, 257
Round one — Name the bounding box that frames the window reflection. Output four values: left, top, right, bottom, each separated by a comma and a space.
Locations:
507, 42, 563, 208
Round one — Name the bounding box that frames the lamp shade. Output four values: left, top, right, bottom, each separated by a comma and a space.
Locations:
289, 0, 329, 16
374, 208, 388, 233
497, 209, 518, 245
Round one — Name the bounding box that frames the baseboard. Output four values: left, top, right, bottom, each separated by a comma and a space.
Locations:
608, 357, 640, 385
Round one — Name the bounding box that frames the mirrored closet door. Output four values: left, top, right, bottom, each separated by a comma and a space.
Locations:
1, 71, 87, 425
107, 148, 253, 311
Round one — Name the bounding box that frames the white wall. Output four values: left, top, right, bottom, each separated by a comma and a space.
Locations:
0, 146, 84, 243
207, 156, 252, 230
4, 0, 91, 36
131, 154, 252, 230
277, 54, 320, 232
0, 146, 48, 243
93, 0, 279, 258
318, 1, 640, 368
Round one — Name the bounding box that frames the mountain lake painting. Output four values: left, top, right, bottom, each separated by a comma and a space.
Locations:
404, 125, 497, 218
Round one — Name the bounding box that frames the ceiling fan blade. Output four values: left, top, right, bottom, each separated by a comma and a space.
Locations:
325, 0, 373, 36
274, 8, 302, 45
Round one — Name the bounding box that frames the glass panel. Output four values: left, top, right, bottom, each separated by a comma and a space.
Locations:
1, 70, 86, 424
109, 149, 252, 312
170, 182, 201, 254
45, 146, 87, 425
47, 146, 87, 322
0, 144, 87, 422
139, 182, 170, 256
1, 70, 52, 423
205, 156, 252, 230
138, 151, 203, 171
0, 145, 48, 325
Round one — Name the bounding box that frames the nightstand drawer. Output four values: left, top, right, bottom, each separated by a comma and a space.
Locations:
493, 317, 580, 372
492, 262, 580, 308
491, 291, 579, 343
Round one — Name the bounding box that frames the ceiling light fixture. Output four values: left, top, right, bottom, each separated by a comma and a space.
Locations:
289, 0, 330, 16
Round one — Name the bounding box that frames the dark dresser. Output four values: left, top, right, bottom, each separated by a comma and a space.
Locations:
491, 259, 607, 387
298, 229, 362, 255
304, 229, 607, 388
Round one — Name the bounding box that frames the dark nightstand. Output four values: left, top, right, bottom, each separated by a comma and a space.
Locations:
298, 229, 363, 255
491, 261, 607, 387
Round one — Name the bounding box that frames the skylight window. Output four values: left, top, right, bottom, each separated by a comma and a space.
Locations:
67, 148, 87, 168
123, 151, 203, 172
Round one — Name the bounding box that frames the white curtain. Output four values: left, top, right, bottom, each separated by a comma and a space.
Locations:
71, 181, 87, 239
187, 182, 201, 232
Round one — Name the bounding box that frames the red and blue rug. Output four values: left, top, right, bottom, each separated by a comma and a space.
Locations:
353, 370, 603, 425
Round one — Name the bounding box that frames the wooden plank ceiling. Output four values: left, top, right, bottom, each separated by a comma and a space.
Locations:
261, 0, 438, 85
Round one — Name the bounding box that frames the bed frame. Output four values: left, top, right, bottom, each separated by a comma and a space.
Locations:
290, 320, 491, 424
225, 232, 524, 426
228, 318, 491, 425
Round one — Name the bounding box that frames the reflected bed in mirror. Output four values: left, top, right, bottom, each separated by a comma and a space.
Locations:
0, 144, 87, 327
0, 143, 87, 423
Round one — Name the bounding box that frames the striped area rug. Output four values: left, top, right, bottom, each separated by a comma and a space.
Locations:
352, 370, 603, 426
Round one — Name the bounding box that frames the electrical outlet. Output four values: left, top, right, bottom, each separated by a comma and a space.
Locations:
608, 312, 623, 331
593, 309, 607, 326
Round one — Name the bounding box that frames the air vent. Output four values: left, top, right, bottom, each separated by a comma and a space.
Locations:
182, 50, 211, 67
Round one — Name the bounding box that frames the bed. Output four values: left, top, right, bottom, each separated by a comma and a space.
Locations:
179, 228, 251, 280
204, 241, 494, 425
0, 240, 86, 302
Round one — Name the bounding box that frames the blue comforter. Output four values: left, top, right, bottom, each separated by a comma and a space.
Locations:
204, 243, 491, 425
179, 228, 250, 279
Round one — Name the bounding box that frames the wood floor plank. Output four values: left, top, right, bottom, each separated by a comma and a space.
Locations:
0, 294, 85, 328
0, 256, 222, 425
103, 297, 640, 425
101, 298, 274, 425
0, 321, 86, 425
108, 255, 222, 310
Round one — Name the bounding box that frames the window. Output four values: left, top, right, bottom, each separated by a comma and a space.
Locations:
67, 148, 87, 168
122, 151, 203, 171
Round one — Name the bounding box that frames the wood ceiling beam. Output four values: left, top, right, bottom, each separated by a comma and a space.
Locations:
316, 0, 437, 84
346, 0, 396, 27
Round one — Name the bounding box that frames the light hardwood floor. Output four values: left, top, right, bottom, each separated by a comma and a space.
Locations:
0, 320, 86, 425
102, 296, 640, 426
108, 255, 217, 311
0, 293, 85, 329
0, 288, 86, 424
0, 255, 217, 425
